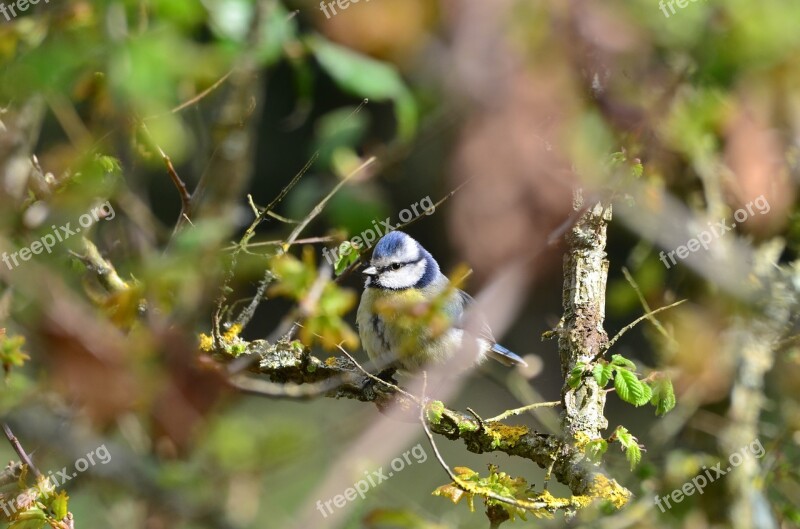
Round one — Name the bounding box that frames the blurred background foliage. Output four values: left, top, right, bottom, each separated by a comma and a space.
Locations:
0, 0, 799, 528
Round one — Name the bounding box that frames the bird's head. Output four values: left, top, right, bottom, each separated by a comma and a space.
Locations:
362, 231, 440, 290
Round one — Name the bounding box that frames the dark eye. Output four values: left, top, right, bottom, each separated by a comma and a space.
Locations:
391, 263, 403, 270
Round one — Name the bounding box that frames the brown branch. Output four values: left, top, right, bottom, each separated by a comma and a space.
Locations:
2, 422, 42, 480
139, 122, 193, 228
218, 337, 630, 505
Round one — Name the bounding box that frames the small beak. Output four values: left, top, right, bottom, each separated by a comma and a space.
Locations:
362, 266, 378, 276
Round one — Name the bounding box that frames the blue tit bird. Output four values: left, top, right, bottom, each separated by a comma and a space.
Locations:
356, 230, 526, 372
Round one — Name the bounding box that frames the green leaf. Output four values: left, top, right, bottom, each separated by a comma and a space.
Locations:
625, 443, 642, 470
614, 426, 643, 470
640, 381, 653, 404
568, 363, 586, 389
592, 363, 613, 387
94, 154, 122, 174
49, 491, 69, 521
650, 377, 677, 416
631, 160, 644, 179
9, 508, 46, 529
332, 242, 360, 276
610, 354, 636, 370
307, 36, 417, 142
0, 333, 29, 375
585, 439, 609, 463
614, 368, 649, 406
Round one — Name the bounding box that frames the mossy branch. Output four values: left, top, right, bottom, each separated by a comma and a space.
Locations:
215, 334, 629, 508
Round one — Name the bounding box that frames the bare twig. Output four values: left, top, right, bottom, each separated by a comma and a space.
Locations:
485, 401, 561, 423
139, 122, 193, 227
597, 299, 687, 361
170, 70, 233, 115
2, 423, 42, 480
331, 341, 415, 401
622, 267, 677, 346
222, 236, 334, 252
285, 156, 376, 248
419, 376, 551, 512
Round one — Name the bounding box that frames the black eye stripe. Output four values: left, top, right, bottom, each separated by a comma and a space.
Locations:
378, 258, 423, 273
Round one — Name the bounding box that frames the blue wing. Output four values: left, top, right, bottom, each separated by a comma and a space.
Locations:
454, 290, 527, 367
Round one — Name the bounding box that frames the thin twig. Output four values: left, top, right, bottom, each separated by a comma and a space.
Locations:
170, 70, 233, 115
485, 401, 561, 423
542, 453, 557, 491
222, 236, 334, 252
622, 267, 676, 345
466, 407, 487, 433
2, 423, 42, 480
285, 156, 376, 248
597, 299, 687, 360
216, 154, 320, 342
331, 341, 416, 402
226, 264, 330, 375
418, 380, 549, 511
230, 372, 357, 400
139, 122, 193, 226
257, 153, 318, 235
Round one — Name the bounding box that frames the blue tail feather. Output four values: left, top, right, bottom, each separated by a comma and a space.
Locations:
488, 343, 527, 367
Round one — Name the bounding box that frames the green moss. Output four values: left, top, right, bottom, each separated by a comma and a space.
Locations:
486, 423, 530, 448
457, 421, 479, 434
426, 400, 445, 425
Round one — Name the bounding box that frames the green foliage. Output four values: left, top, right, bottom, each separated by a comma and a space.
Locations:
610, 354, 637, 370
593, 363, 613, 386
307, 36, 417, 142
589, 354, 676, 414
613, 426, 643, 471
433, 466, 532, 521
650, 376, 677, 416
333, 241, 360, 275
585, 439, 609, 463
8, 508, 46, 529
613, 368, 650, 407
1, 477, 71, 529
93, 154, 123, 175
568, 362, 586, 389
50, 491, 69, 521
425, 400, 445, 425
0, 330, 29, 378
268, 248, 359, 350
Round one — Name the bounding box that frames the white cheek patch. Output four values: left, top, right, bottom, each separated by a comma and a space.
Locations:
378, 260, 426, 289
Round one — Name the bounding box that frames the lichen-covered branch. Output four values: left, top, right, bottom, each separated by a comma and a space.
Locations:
553, 191, 630, 500
217, 334, 629, 508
